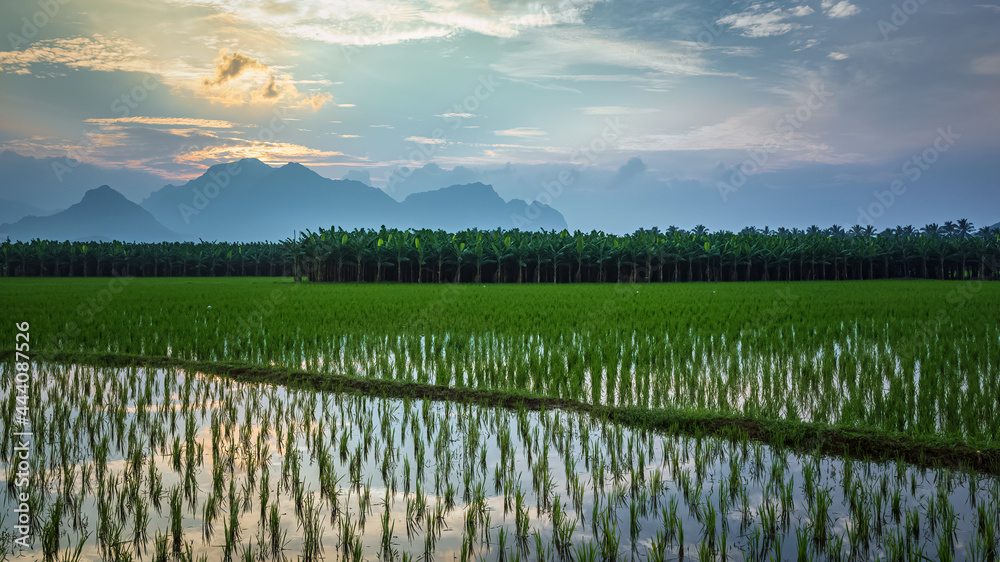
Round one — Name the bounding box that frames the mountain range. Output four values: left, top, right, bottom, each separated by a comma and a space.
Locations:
1, 185, 177, 242
0, 159, 567, 242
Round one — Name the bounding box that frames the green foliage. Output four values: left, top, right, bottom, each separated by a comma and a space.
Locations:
3, 224, 999, 282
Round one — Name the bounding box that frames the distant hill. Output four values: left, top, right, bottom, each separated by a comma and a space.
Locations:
401, 182, 566, 233
140, 159, 568, 241
0, 185, 177, 242
139, 158, 276, 234
0, 199, 54, 225
991, 221, 1000, 232
0, 158, 568, 242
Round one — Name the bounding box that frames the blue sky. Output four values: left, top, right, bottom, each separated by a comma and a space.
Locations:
1, 0, 998, 232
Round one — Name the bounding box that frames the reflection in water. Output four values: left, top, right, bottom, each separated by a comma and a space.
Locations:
0, 362, 998, 561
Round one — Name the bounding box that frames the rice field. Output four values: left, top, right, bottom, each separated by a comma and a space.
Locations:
2, 278, 1000, 559
2, 278, 999, 449
2, 363, 999, 561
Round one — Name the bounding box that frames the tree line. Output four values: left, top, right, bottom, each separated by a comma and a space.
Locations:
2, 220, 998, 282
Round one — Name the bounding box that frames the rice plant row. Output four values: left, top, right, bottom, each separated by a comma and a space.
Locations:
1, 362, 998, 561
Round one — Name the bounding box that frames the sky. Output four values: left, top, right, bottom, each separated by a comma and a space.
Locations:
1, 0, 999, 233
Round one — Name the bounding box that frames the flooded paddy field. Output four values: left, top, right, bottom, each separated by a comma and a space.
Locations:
2, 363, 998, 561
3, 280, 1000, 447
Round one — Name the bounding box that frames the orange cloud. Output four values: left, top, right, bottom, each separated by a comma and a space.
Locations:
202, 50, 268, 86
199, 49, 333, 111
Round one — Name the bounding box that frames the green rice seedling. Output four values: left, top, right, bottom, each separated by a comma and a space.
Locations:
258, 468, 270, 521
940, 498, 958, 550
574, 540, 599, 562
906, 506, 920, 542
40, 500, 63, 562
380, 504, 395, 559
809, 487, 832, 544
760, 500, 779, 542
133, 493, 150, 550
202, 492, 217, 541
598, 509, 621, 561
936, 529, 955, 562
268, 504, 286, 559
646, 529, 668, 561
701, 500, 717, 549
149, 458, 164, 513
336, 504, 354, 552
169, 486, 184, 554
300, 492, 324, 562
497, 527, 508, 562
153, 532, 169, 562
56, 531, 90, 562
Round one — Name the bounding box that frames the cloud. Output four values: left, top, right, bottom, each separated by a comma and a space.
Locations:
490, 28, 731, 91
404, 136, 447, 145
3, 120, 357, 179
202, 50, 268, 86
971, 53, 1000, 74
494, 127, 547, 137
300, 92, 334, 111
614, 108, 864, 166
83, 117, 239, 128
0, 35, 154, 75
613, 156, 647, 185
162, 0, 603, 45
717, 4, 814, 38
176, 142, 346, 167
828, 52, 849, 60
199, 49, 332, 110
821, 0, 861, 18
582, 106, 661, 115
254, 74, 282, 99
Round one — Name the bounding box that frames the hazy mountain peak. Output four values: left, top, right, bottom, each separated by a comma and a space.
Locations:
1, 184, 175, 242
404, 182, 502, 203
65, 160, 569, 241
80, 184, 129, 205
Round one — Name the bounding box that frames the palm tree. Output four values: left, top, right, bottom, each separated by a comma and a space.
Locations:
956, 218, 973, 239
